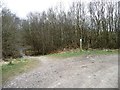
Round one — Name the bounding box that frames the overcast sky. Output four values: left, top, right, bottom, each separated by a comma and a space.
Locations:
2, 0, 116, 19
2, 0, 91, 18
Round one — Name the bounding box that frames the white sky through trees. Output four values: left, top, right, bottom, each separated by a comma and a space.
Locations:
2, 0, 116, 19
2, 0, 92, 18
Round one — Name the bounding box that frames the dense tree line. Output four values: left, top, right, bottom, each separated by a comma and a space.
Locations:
2, 1, 120, 58
0, 1, 2, 59
2, 8, 21, 58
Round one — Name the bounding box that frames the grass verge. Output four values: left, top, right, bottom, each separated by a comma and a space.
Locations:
49, 49, 118, 58
2, 58, 39, 84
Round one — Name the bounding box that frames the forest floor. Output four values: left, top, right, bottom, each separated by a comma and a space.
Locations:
2, 50, 118, 88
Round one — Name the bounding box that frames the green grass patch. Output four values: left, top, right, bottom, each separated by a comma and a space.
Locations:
49, 49, 118, 58
2, 58, 39, 84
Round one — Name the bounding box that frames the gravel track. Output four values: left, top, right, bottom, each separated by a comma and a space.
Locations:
3, 54, 118, 88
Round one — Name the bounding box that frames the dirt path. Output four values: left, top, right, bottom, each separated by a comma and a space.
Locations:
3, 54, 118, 88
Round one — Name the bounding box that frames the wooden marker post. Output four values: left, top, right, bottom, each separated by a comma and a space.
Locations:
80, 39, 82, 51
